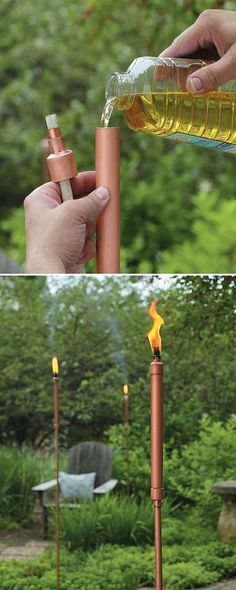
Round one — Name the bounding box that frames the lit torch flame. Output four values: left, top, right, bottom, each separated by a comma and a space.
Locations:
123, 384, 129, 395
147, 300, 164, 355
52, 356, 59, 376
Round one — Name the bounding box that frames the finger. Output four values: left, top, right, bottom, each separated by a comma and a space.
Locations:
159, 24, 204, 58
70, 171, 96, 197
85, 220, 96, 240
24, 172, 96, 213
24, 181, 62, 212
78, 237, 96, 264
186, 48, 236, 92
64, 186, 110, 224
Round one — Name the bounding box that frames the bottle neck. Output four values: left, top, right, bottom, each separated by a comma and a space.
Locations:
105, 73, 133, 110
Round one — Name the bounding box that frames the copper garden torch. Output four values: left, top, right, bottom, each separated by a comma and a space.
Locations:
123, 384, 130, 493
52, 356, 60, 590
147, 301, 165, 590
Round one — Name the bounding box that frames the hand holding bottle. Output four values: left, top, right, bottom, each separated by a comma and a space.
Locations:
24, 172, 110, 274
160, 9, 236, 93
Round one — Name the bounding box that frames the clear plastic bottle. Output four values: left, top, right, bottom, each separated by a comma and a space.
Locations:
102, 56, 236, 153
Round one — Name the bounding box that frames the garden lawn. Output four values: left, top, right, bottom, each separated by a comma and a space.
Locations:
0, 541, 236, 590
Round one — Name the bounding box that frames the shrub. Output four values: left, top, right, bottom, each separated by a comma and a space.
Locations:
165, 416, 236, 523
106, 416, 236, 524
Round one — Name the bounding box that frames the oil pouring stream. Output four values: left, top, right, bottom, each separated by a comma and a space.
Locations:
52, 356, 60, 590
147, 301, 165, 590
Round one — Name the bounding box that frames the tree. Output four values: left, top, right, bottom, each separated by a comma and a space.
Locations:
0, 275, 235, 449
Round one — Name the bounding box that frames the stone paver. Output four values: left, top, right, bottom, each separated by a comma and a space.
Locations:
0, 540, 51, 561
139, 582, 236, 590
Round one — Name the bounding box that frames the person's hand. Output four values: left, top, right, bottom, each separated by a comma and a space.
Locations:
160, 9, 236, 93
24, 171, 110, 274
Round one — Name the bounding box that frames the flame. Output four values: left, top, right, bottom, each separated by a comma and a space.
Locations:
123, 384, 129, 395
52, 356, 59, 375
147, 300, 164, 353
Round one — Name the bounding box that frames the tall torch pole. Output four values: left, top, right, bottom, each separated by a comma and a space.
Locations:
123, 384, 130, 494
147, 301, 165, 590
52, 356, 60, 590
96, 127, 120, 273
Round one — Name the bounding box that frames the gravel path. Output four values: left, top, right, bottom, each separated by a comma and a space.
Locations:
0, 527, 51, 561
0, 540, 50, 561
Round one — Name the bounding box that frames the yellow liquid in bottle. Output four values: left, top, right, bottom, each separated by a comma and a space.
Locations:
116, 92, 236, 146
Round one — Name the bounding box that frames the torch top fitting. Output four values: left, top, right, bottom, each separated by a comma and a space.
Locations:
45, 113, 78, 182
46, 112, 66, 154
153, 347, 161, 360
150, 359, 163, 374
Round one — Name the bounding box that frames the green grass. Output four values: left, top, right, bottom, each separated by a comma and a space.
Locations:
0, 446, 67, 523
61, 495, 155, 550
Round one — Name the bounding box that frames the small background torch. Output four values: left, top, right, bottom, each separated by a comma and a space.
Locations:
147, 301, 165, 590
52, 356, 60, 590
123, 384, 130, 493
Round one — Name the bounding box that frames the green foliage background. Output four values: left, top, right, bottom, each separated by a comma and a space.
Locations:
0, 0, 236, 271
0, 274, 235, 449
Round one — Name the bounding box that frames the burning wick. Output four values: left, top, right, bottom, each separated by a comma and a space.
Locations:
51, 356, 60, 590
147, 301, 165, 590
45, 113, 77, 202
52, 355, 59, 378
147, 300, 164, 360
123, 383, 129, 396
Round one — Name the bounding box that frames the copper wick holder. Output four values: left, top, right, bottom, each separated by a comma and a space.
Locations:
47, 126, 77, 182
96, 127, 120, 273
150, 353, 164, 590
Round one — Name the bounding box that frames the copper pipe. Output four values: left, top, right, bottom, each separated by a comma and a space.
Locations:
53, 375, 60, 590
124, 393, 129, 428
96, 127, 120, 274
123, 392, 131, 493
150, 357, 164, 590
154, 500, 163, 590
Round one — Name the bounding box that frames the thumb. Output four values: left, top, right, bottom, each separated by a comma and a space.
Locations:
186, 52, 236, 93
67, 186, 110, 224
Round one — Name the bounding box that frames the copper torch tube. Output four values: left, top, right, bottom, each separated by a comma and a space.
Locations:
123, 392, 131, 494
150, 358, 164, 590
124, 393, 129, 428
154, 500, 163, 590
53, 376, 60, 590
96, 127, 120, 274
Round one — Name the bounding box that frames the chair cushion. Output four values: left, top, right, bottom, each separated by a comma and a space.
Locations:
59, 471, 96, 500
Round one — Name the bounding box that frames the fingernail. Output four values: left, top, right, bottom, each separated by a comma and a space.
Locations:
96, 186, 110, 200
187, 76, 203, 92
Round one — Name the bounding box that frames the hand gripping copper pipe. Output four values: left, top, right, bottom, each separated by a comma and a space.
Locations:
150, 355, 164, 590
96, 127, 120, 273
52, 363, 60, 590
46, 114, 84, 272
